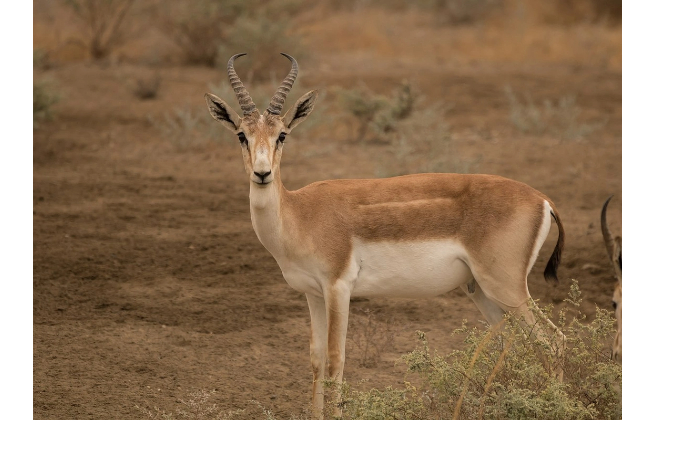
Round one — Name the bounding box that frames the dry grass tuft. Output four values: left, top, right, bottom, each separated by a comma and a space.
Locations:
505, 86, 606, 140
63, 0, 136, 60
304, 4, 620, 71
136, 389, 246, 420
156, 0, 240, 67
348, 308, 401, 368
156, 1, 307, 70
149, 106, 214, 151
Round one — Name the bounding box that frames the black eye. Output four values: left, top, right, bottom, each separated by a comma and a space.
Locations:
612, 301, 618, 310
237, 132, 247, 144
277, 132, 286, 144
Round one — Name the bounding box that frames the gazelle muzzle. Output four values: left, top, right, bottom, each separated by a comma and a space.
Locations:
254, 171, 271, 184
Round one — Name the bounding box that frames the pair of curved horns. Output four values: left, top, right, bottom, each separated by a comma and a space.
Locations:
227, 53, 298, 116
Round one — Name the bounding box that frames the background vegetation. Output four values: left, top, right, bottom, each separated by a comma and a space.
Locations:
34, 0, 619, 162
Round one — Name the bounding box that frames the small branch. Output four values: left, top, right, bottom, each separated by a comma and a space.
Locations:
453, 319, 504, 420
478, 332, 513, 420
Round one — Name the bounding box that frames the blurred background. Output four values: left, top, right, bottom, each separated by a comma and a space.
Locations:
33, 0, 621, 157
33, 0, 622, 419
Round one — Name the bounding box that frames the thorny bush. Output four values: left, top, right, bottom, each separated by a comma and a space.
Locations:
327, 280, 621, 420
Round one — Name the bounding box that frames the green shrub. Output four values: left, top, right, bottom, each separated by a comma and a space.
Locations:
336, 83, 390, 142
33, 79, 61, 129
149, 106, 214, 150
329, 380, 425, 420
336, 80, 417, 142
329, 281, 622, 420
336, 81, 479, 176
369, 80, 417, 135
505, 86, 606, 140
389, 82, 480, 175
337, 81, 479, 177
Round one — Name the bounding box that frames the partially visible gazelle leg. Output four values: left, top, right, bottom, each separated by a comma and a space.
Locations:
510, 295, 565, 381
306, 293, 327, 419
476, 278, 565, 381
325, 281, 351, 417
460, 279, 505, 327
511, 298, 564, 381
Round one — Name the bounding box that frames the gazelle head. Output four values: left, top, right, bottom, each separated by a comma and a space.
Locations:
204, 53, 317, 187
601, 195, 622, 362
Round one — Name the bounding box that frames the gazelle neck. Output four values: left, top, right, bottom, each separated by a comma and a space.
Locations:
249, 174, 286, 257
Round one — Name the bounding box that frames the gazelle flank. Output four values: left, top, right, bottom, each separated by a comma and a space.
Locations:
601, 195, 622, 362
205, 54, 567, 418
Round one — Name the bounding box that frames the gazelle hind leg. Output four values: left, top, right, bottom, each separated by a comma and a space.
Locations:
511, 295, 565, 382
460, 280, 505, 327
306, 294, 327, 419
474, 279, 565, 381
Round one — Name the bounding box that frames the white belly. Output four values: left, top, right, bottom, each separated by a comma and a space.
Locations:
350, 239, 471, 298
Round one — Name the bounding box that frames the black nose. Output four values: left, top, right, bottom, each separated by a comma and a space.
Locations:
254, 171, 271, 181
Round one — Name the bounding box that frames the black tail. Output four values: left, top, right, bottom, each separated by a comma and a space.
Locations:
544, 206, 565, 285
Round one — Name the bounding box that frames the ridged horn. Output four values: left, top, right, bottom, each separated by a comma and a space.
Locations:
601, 195, 616, 262
266, 53, 298, 116
228, 54, 257, 116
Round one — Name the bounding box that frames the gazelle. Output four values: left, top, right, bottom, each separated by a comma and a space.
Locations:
601, 195, 622, 362
205, 54, 566, 417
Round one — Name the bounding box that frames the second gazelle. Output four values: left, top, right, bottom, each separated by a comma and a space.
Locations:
205, 53, 566, 417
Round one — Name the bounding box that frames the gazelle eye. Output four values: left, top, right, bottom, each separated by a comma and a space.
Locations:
237, 132, 247, 144
612, 301, 618, 310
277, 132, 286, 144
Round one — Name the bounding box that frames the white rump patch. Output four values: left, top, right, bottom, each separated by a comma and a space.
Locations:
527, 200, 552, 274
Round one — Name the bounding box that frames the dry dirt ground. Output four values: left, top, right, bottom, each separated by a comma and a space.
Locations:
33, 11, 621, 420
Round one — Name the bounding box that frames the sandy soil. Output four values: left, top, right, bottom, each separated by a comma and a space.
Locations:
33, 9, 621, 419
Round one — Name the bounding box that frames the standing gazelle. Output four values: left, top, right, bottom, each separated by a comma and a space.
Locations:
601, 195, 622, 361
205, 54, 566, 417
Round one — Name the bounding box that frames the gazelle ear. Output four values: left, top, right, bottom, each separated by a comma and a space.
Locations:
283, 90, 318, 131
204, 93, 241, 131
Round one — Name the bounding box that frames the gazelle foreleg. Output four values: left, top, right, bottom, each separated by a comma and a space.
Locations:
306, 293, 328, 418
325, 281, 351, 418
